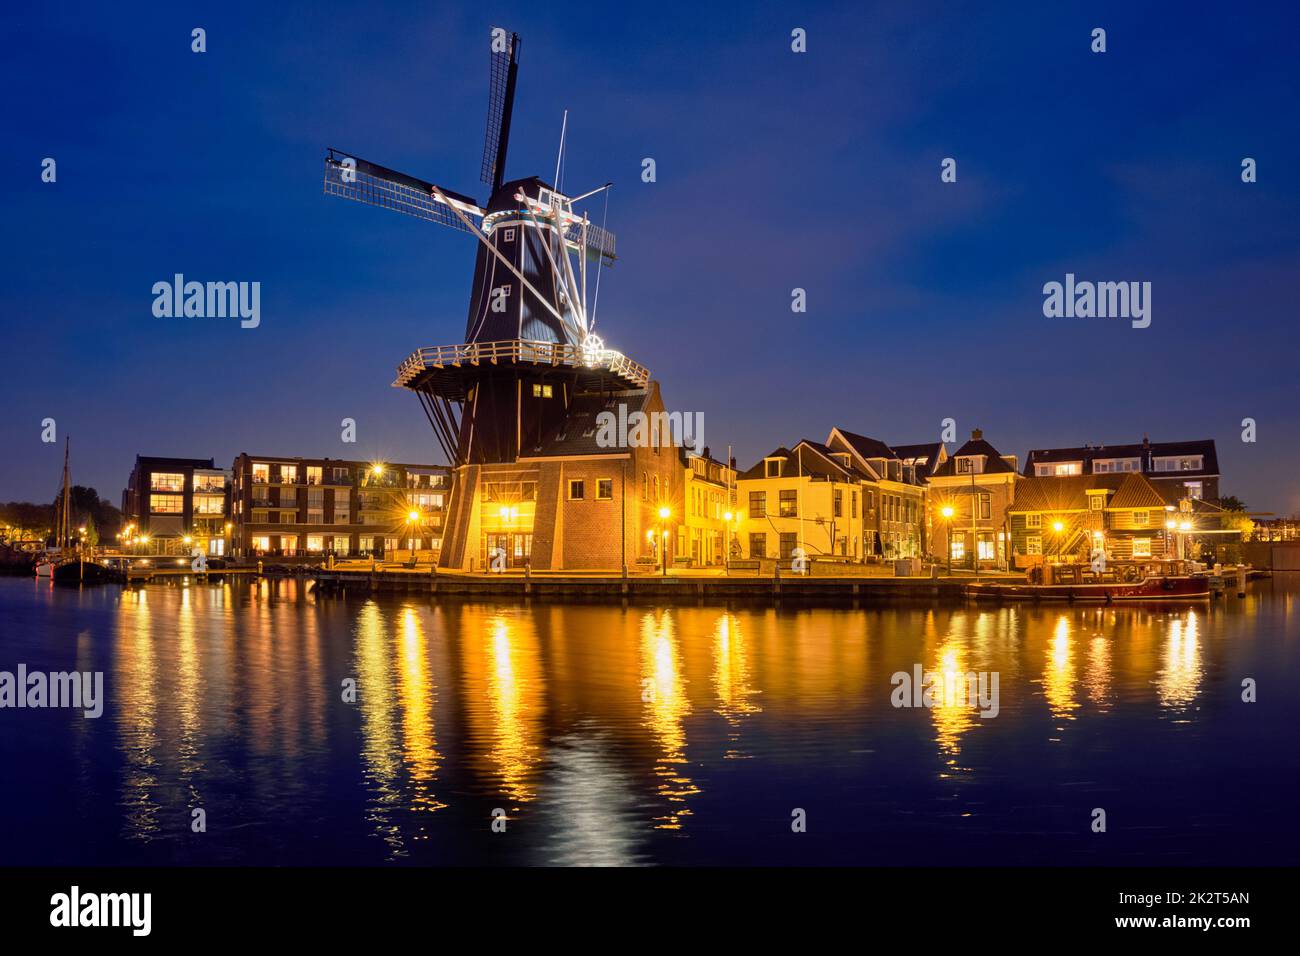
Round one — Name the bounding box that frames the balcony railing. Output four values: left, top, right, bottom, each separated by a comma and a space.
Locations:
394, 339, 650, 388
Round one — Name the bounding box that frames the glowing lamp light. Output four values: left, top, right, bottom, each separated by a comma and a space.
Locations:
658, 506, 671, 520
724, 511, 733, 522
1166, 520, 1177, 530
1052, 521, 1064, 533
372, 463, 384, 476
941, 505, 954, 519
183, 535, 193, 545
1179, 521, 1192, 532
407, 510, 420, 523
645, 530, 654, 541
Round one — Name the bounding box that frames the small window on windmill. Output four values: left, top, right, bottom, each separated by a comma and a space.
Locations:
501, 228, 516, 243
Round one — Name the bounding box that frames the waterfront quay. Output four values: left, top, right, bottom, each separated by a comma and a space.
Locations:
310, 562, 975, 602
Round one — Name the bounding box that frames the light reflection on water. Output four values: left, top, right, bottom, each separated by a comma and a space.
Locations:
2, 577, 1296, 865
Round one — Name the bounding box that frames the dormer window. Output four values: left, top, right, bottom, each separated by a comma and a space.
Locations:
956, 456, 984, 475
765, 459, 783, 478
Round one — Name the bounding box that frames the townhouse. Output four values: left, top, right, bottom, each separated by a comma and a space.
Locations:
1023, 437, 1219, 504
1007, 472, 1175, 566
926, 429, 1020, 570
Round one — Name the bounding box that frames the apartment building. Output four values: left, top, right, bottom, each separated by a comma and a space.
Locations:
121, 455, 230, 555
229, 454, 449, 560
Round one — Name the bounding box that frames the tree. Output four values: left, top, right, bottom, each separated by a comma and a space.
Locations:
1219, 495, 1247, 513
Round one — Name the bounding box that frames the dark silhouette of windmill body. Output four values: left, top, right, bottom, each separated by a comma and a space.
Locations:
323, 28, 648, 467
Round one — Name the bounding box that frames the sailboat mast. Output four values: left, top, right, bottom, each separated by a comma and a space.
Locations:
61, 438, 71, 551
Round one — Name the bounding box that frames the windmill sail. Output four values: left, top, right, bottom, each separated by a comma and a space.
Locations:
323, 149, 484, 232
481, 30, 520, 190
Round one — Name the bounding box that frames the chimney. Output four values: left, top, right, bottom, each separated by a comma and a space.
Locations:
971, 428, 983, 440
702, 445, 711, 460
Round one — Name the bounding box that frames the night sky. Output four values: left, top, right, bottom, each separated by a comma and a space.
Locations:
3, 1, 1298, 513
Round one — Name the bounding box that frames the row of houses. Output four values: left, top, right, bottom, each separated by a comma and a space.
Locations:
741, 429, 1219, 570
120, 410, 1222, 572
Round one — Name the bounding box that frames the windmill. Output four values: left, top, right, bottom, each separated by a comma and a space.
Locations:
322, 27, 649, 468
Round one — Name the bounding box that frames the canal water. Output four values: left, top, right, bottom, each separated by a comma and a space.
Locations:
1, 577, 1296, 866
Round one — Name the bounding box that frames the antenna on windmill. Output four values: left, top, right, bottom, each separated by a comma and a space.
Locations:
554, 109, 568, 193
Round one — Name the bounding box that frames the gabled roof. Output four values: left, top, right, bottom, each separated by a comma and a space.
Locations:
890, 441, 945, 480
1108, 473, 1170, 510
1023, 438, 1219, 477
738, 440, 852, 481
928, 435, 1016, 478
828, 427, 896, 462
1009, 473, 1166, 513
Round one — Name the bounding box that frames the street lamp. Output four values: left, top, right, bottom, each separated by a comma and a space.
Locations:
406, 509, 421, 555
658, 506, 672, 576
940, 504, 955, 574
1052, 520, 1064, 561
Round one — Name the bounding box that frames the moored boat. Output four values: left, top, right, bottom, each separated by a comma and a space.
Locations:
967, 573, 1210, 602
51, 558, 127, 586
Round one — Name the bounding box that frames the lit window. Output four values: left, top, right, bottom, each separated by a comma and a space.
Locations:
1026, 535, 1042, 555
151, 472, 184, 492
568, 479, 585, 500
1026, 513, 1041, 529
1132, 537, 1152, 558
1132, 510, 1149, 526
150, 494, 183, 514
950, 538, 966, 560
252, 463, 270, 483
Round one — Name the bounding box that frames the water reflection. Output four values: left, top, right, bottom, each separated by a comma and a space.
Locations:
639, 611, 699, 829
463, 611, 544, 806
710, 613, 762, 758
356, 601, 406, 855
1157, 612, 1203, 713
116, 587, 161, 841
395, 606, 445, 819
13, 575, 1268, 866
1042, 615, 1079, 725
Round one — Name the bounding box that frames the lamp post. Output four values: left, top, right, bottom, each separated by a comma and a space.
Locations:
658, 506, 672, 577
940, 504, 954, 575
406, 509, 421, 556
1052, 520, 1064, 561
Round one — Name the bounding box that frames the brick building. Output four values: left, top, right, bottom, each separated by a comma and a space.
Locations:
229, 454, 449, 560
436, 382, 685, 571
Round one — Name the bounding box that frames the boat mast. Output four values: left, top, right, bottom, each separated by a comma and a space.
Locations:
60, 438, 70, 551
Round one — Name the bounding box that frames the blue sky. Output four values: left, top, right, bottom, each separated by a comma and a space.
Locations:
3, 1, 1298, 512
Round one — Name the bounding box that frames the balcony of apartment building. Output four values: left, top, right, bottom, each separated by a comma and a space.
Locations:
405, 471, 448, 491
